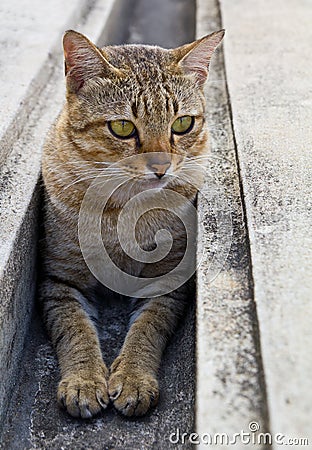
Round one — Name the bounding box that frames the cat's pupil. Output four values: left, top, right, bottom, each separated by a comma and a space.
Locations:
109, 120, 136, 139
171, 116, 194, 135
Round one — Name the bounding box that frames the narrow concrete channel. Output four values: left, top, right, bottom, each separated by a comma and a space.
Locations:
1, 1, 197, 449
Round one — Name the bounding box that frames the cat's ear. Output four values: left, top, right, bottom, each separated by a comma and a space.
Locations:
172, 30, 225, 85
63, 30, 123, 93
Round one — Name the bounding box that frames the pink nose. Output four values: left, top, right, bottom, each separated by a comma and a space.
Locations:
147, 161, 171, 178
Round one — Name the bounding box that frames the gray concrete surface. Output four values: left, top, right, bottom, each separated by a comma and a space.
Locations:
124, 0, 195, 48
220, 0, 312, 445
0, 0, 115, 165
0, 187, 39, 435
195, 1, 269, 447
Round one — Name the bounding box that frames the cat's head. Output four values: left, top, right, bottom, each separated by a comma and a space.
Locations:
61, 30, 224, 196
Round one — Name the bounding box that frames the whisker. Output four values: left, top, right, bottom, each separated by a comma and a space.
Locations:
63, 169, 127, 190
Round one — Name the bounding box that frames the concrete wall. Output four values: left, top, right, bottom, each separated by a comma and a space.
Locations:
196, 0, 312, 447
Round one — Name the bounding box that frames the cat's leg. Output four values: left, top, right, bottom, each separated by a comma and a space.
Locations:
108, 290, 188, 416
40, 278, 109, 418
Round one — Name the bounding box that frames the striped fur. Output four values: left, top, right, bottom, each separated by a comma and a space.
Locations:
40, 29, 224, 418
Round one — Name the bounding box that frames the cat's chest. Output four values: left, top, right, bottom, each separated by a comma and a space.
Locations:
101, 201, 191, 252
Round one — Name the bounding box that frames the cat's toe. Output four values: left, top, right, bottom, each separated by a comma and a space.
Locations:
108, 368, 159, 416
57, 371, 109, 419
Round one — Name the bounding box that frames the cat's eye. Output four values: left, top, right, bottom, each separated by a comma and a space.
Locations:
108, 120, 136, 138
171, 116, 194, 135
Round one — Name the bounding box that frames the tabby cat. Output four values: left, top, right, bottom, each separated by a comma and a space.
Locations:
40, 29, 224, 418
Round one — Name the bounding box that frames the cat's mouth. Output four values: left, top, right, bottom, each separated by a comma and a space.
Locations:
135, 175, 169, 190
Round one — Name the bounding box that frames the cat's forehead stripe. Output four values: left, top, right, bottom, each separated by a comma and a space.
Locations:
131, 102, 138, 118
173, 100, 179, 115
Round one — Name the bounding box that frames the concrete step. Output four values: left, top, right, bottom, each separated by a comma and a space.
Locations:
0, 0, 117, 166
219, 0, 312, 444
195, 2, 269, 447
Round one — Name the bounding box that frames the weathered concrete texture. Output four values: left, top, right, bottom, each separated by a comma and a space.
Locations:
220, 0, 312, 444
0, 188, 39, 433
195, 0, 269, 446
0, 0, 87, 163
0, 0, 119, 433
124, 0, 195, 48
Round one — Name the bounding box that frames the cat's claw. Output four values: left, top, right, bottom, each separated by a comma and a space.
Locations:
57, 371, 109, 419
96, 391, 109, 409
109, 386, 122, 400
108, 363, 159, 416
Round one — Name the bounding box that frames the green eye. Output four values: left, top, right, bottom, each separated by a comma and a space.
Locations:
109, 120, 136, 138
171, 116, 194, 135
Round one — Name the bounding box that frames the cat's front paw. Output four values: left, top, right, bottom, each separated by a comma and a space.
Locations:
108, 358, 159, 416
57, 368, 109, 419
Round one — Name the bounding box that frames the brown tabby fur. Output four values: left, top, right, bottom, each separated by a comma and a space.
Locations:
40, 29, 224, 418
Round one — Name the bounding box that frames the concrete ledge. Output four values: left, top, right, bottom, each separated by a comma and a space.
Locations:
0, 187, 39, 432
219, 0, 312, 444
0, 0, 117, 165
196, 0, 311, 445
0, 0, 118, 430
195, 1, 268, 445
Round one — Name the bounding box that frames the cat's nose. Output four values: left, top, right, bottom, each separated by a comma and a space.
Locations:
147, 161, 171, 179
